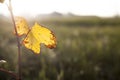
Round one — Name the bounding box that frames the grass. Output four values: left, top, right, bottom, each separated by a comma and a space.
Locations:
0, 15, 120, 80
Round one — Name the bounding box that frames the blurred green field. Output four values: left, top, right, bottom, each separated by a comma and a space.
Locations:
0, 15, 120, 80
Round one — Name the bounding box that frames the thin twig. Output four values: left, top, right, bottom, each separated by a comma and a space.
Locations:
7, 0, 22, 80
0, 68, 18, 79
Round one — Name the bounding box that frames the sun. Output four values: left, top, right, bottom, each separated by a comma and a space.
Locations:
0, 0, 42, 16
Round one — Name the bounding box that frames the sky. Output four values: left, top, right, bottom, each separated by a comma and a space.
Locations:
0, 0, 120, 17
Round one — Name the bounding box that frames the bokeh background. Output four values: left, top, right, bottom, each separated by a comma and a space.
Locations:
0, 0, 120, 80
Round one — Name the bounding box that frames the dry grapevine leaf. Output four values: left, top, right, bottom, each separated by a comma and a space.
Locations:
23, 22, 56, 54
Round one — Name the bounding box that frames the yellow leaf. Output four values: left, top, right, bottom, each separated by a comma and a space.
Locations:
23, 32, 40, 53
23, 22, 56, 54
15, 16, 29, 36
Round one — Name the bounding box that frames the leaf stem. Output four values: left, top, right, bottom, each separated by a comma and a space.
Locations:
8, 0, 22, 80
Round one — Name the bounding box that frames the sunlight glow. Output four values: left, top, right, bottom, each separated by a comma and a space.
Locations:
0, 0, 120, 17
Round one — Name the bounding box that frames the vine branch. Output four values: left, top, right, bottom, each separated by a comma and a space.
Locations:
7, 0, 22, 80
0, 68, 18, 79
